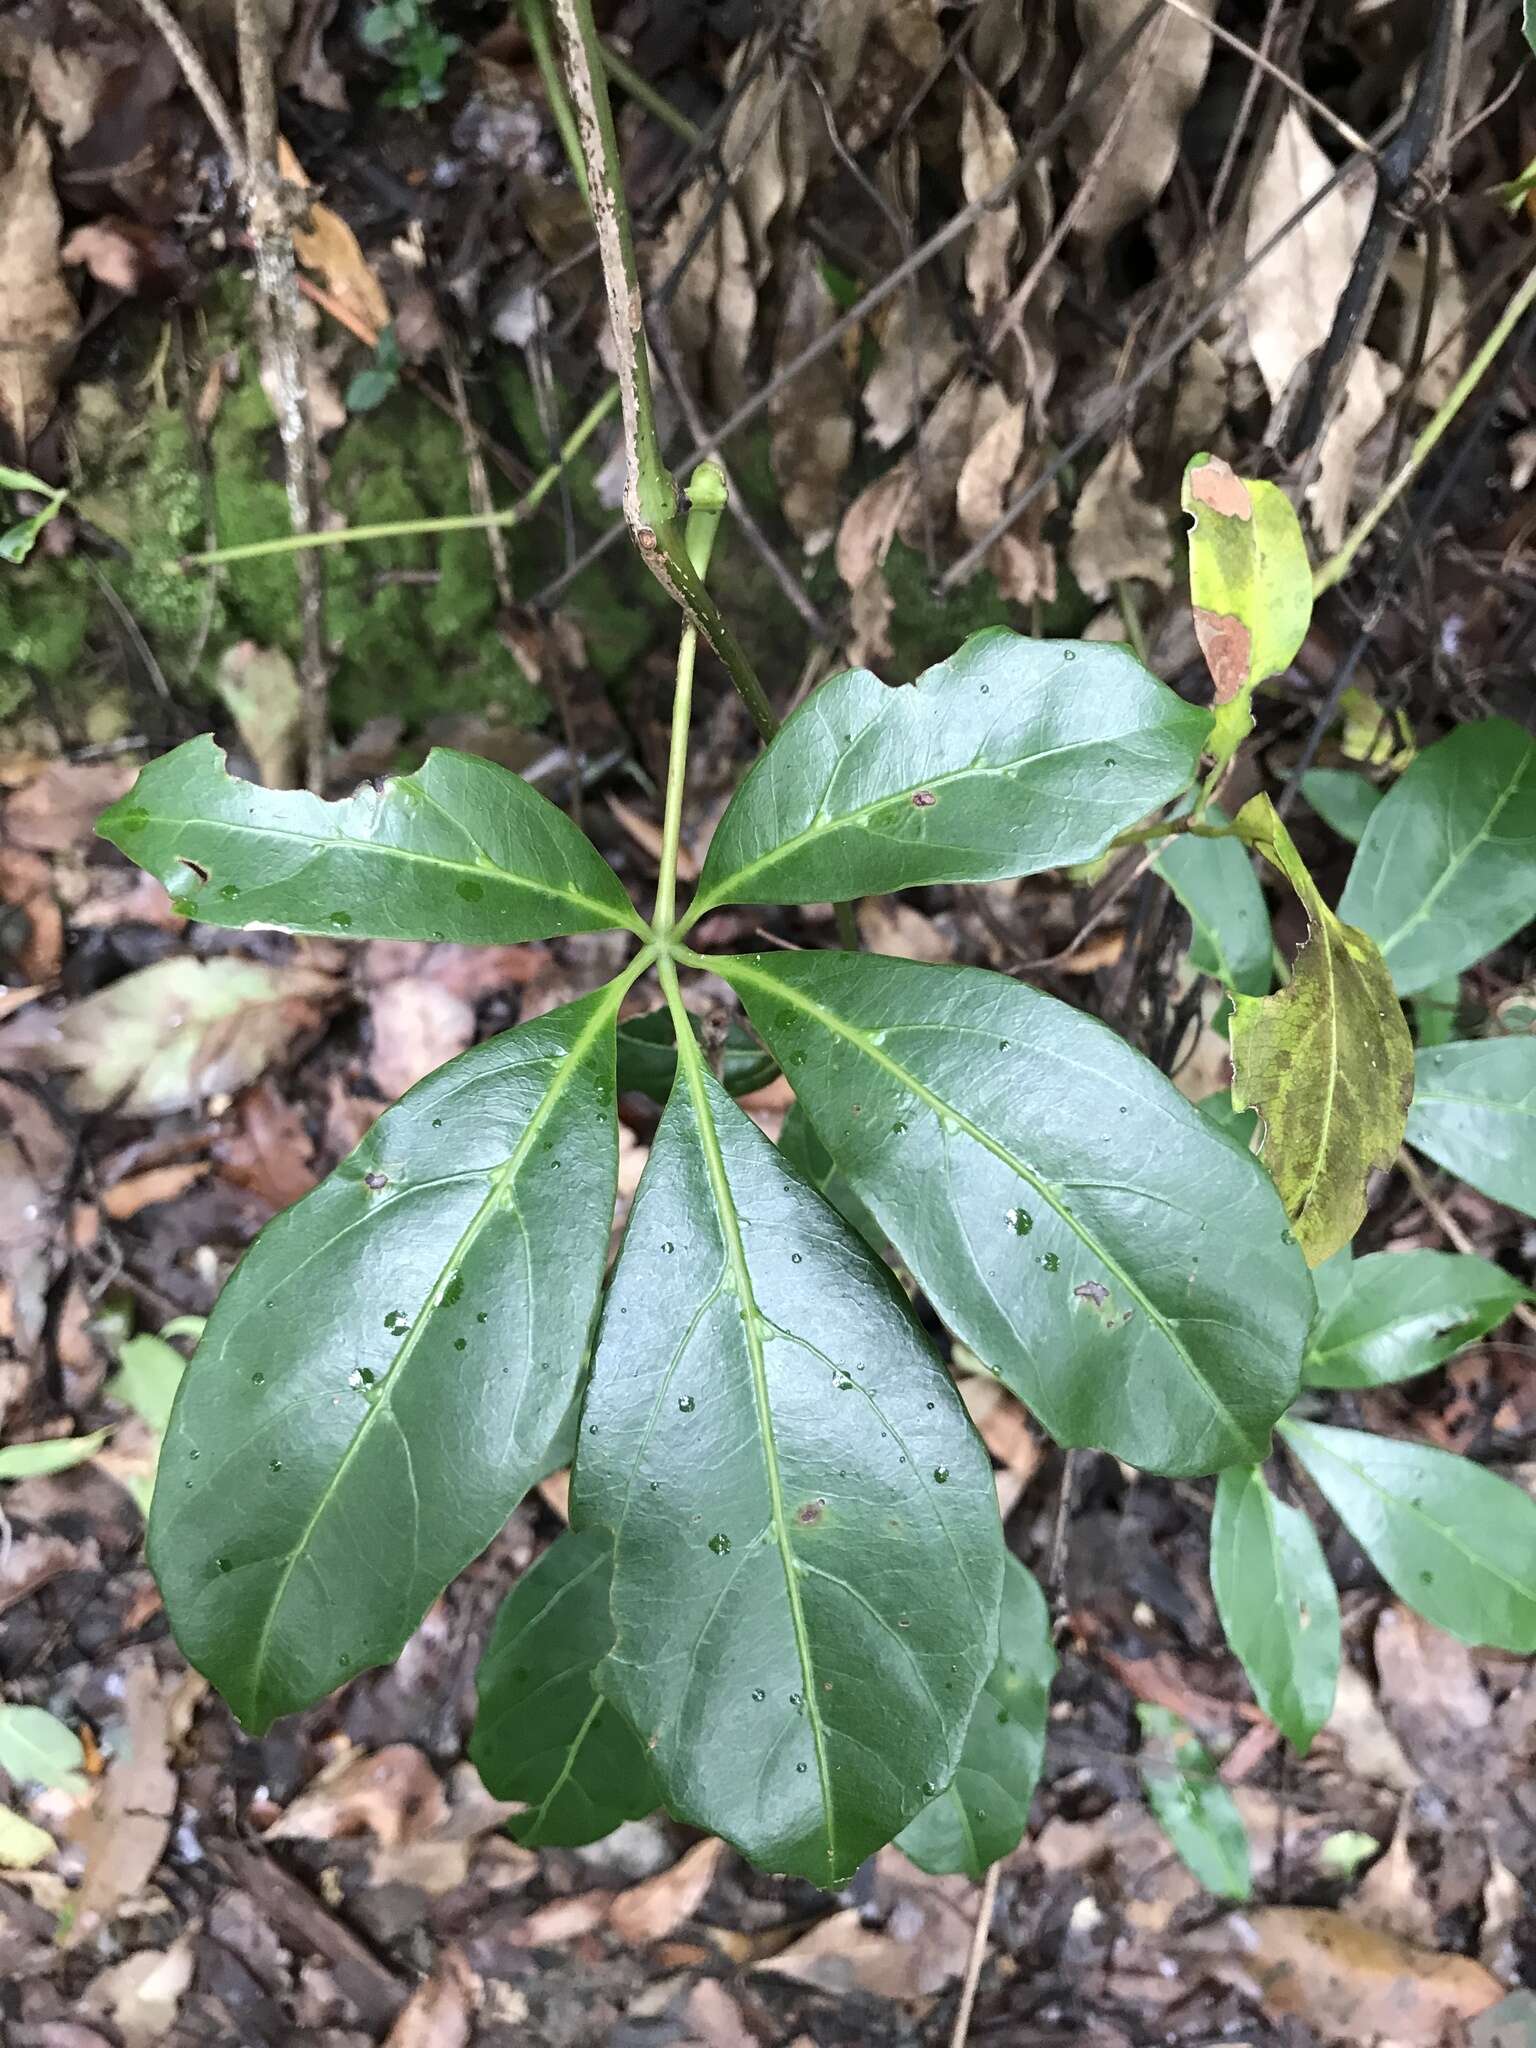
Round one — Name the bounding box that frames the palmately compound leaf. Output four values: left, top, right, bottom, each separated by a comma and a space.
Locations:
616, 1006, 777, 1104
1228, 795, 1413, 1266
571, 1053, 1003, 1888
1338, 720, 1536, 997
721, 951, 1311, 1476
149, 986, 625, 1732
776, 1101, 885, 1253
98, 735, 644, 944
896, 1554, 1055, 1879
1182, 454, 1310, 769
1281, 1419, 1536, 1653
1137, 1705, 1251, 1900
471, 1527, 660, 1847
688, 628, 1208, 917
1210, 1467, 1339, 1754
1406, 1038, 1536, 1220
1303, 1249, 1528, 1390
1155, 804, 1272, 995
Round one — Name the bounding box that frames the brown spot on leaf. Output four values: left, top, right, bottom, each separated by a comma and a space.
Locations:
796, 1499, 825, 1526
1189, 456, 1252, 520
911, 789, 937, 807
1193, 607, 1253, 704
1074, 1280, 1109, 1307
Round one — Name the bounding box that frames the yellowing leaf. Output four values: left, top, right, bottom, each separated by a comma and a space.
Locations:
1182, 454, 1311, 766
1228, 796, 1412, 1265
0, 1805, 56, 1870
277, 136, 389, 338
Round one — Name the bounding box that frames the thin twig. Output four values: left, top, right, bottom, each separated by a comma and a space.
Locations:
127, 0, 246, 180
446, 353, 514, 613
1207, 0, 1287, 226
949, 1861, 1001, 2048
1162, 0, 1376, 158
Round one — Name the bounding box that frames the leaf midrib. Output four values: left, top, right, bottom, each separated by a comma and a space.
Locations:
659, 956, 838, 1871
240, 978, 630, 1720
726, 959, 1253, 1458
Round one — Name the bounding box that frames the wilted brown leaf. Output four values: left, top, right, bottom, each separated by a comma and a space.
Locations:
278, 136, 389, 338
63, 1658, 179, 1949
4, 760, 135, 853
0, 957, 340, 1115
101, 1161, 209, 1221
0, 124, 78, 444
382, 1946, 478, 2048
1321, 1664, 1419, 1793
772, 244, 854, 552
1206, 1907, 1503, 2045
213, 642, 304, 790
367, 979, 476, 1102
80, 1933, 196, 2048
1068, 437, 1173, 599
1068, 0, 1214, 243
214, 1078, 317, 1210
756, 1848, 976, 1999
265, 1745, 447, 1848
609, 1836, 725, 1947
862, 283, 961, 450
960, 79, 1019, 315
856, 899, 953, 962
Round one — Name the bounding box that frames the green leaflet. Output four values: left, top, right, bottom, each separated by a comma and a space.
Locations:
1301, 768, 1383, 846
571, 1036, 1003, 1887
687, 629, 1208, 916
776, 1101, 885, 1253
896, 1554, 1055, 1879
1303, 1249, 1528, 1389
720, 950, 1311, 1476
616, 1006, 777, 1104
471, 1528, 660, 1847
1155, 806, 1272, 995
1196, 1089, 1259, 1151
0, 1432, 109, 1481
1338, 721, 1536, 996
1137, 1705, 1251, 1900
108, 1334, 187, 1436
1406, 1038, 1536, 1219
1182, 454, 1310, 769
148, 986, 626, 1732
1228, 795, 1413, 1265
98, 735, 644, 944
1281, 1419, 1536, 1652
0, 1707, 87, 1793
1210, 1467, 1339, 1753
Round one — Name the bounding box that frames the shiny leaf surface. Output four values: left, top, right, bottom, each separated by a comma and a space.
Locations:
1210, 1466, 1339, 1752
1338, 721, 1536, 997
99, 735, 642, 943
1303, 1250, 1528, 1389
1281, 1420, 1536, 1652
1138, 1704, 1251, 1899
896, 1554, 1055, 1878
471, 1527, 660, 1847
722, 951, 1311, 1475
1301, 767, 1383, 845
149, 987, 625, 1731
1229, 796, 1413, 1265
1405, 1039, 1536, 1219
1155, 809, 1272, 995
689, 629, 1207, 915
616, 1005, 777, 1104
572, 1049, 1003, 1886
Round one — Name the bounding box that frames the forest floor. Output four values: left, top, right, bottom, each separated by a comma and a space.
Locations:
2, 2, 1536, 2044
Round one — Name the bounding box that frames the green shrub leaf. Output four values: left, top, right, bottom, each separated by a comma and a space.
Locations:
1155, 806, 1272, 995
721, 951, 1311, 1475
572, 1053, 1004, 1887
1280, 1419, 1536, 1652
1301, 767, 1383, 845
1137, 1704, 1251, 1900
1182, 454, 1310, 769
896, 1554, 1055, 1878
98, 735, 643, 944
0, 1706, 87, 1793
1338, 721, 1536, 996
471, 1528, 660, 1847
617, 1006, 776, 1104
688, 629, 1208, 916
1406, 1039, 1536, 1219
776, 1101, 884, 1252
148, 988, 625, 1731
1303, 1250, 1528, 1389
1210, 1466, 1339, 1753
0, 1432, 109, 1482
1228, 795, 1413, 1264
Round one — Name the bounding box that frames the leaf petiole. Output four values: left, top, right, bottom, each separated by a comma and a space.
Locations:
654, 462, 728, 939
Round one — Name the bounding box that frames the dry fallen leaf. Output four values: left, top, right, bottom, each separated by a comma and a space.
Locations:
1348, 1803, 1436, 1947
101, 1162, 209, 1221
1205, 1907, 1503, 2045
265, 1745, 447, 1848
0, 957, 340, 1116
960, 79, 1019, 316
382, 1946, 479, 2048
757, 1848, 976, 2000
771, 243, 854, 552
367, 978, 476, 1102
63, 1658, 179, 1949
80, 1933, 196, 2048
278, 135, 389, 338
609, 1836, 726, 1946
857, 899, 954, 962
1068, 0, 1214, 242
3, 760, 136, 852
863, 282, 962, 450
0, 124, 78, 443
1321, 1664, 1418, 1793
1069, 436, 1173, 599
213, 642, 304, 791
